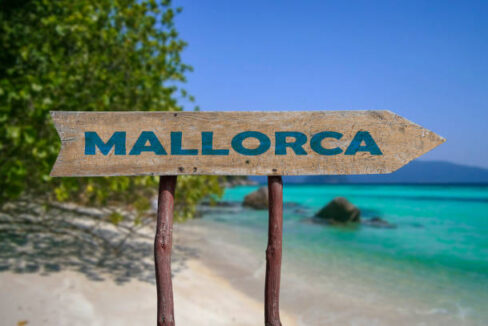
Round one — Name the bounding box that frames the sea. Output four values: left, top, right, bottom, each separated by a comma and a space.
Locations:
196, 184, 488, 325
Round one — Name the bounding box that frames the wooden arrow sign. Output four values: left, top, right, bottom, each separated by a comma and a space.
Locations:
50, 110, 445, 177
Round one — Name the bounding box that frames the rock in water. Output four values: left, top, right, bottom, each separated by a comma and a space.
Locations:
363, 216, 396, 229
243, 186, 268, 209
315, 197, 360, 223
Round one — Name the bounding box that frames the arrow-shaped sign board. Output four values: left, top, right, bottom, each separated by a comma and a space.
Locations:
50, 111, 444, 177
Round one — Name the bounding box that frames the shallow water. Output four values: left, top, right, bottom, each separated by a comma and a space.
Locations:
200, 184, 488, 325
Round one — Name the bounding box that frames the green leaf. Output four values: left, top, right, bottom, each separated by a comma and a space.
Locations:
0, 0, 220, 221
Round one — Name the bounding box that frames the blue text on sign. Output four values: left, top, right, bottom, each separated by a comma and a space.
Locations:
84, 131, 383, 156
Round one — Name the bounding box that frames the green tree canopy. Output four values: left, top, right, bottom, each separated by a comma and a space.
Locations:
0, 0, 222, 219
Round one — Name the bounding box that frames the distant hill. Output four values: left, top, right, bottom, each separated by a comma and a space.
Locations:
249, 161, 488, 184
347, 160, 488, 184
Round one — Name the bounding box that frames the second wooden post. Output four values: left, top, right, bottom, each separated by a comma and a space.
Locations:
155, 175, 177, 326
265, 176, 283, 326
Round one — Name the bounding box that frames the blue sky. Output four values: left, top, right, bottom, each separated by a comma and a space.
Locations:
173, 0, 487, 168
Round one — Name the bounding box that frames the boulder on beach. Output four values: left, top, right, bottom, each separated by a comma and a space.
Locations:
243, 186, 268, 209
315, 197, 360, 223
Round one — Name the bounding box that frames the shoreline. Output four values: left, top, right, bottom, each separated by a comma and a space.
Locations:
1, 197, 483, 325
176, 217, 481, 326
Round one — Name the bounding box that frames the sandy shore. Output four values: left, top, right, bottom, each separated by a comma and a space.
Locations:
0, 202, 297, 326
0, 259, 297, 326
0, 201, 477, 325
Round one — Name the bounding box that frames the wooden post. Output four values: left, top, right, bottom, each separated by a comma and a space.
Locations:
155, 176, 177, 326
265, 176, 283, 326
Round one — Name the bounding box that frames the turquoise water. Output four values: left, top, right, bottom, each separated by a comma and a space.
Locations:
204, 184, 488, 324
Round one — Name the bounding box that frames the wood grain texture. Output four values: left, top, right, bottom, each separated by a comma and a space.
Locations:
265, 176, 283, 326
155, 176, 176, 326
50, 111, 445, 176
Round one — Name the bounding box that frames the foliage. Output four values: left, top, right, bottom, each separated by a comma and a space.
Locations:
0, 0, 222, 219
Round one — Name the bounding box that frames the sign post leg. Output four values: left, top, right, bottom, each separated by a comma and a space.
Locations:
265, 176, 283, 326
155, 175, 177, 326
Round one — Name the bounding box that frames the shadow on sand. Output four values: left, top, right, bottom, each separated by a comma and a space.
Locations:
0, 200, 198, 284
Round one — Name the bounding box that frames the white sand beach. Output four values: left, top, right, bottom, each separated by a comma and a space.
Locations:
0, 203, 297, 326
0, 259, 297, 326
0, 201, 476, 326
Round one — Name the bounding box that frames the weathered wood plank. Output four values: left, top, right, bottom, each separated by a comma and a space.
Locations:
50, 111, 445, 176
